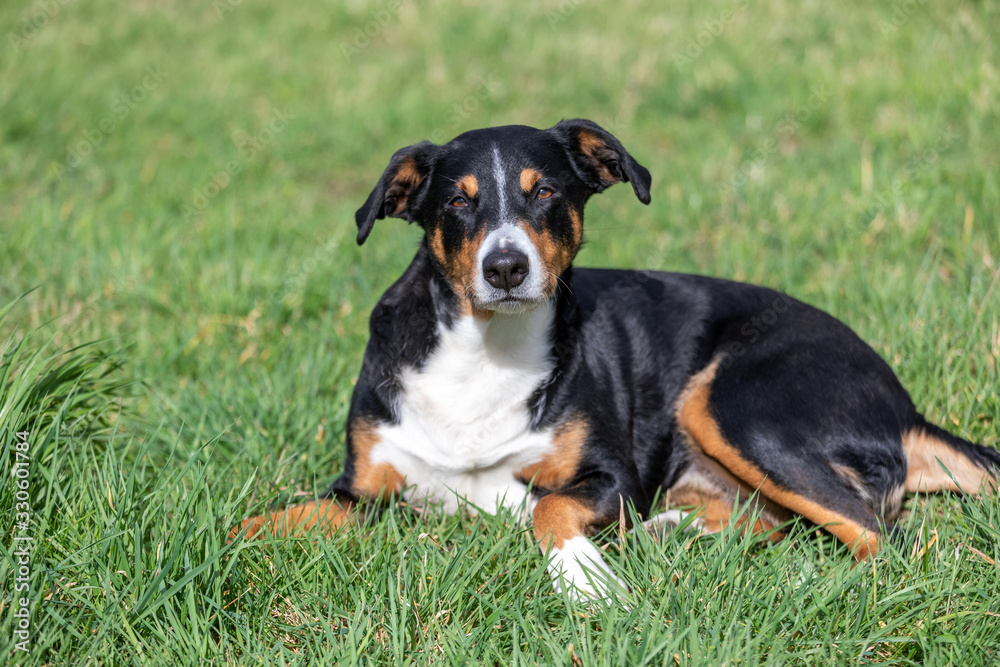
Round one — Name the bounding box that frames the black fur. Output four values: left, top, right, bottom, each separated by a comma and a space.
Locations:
324, 119, 998, 559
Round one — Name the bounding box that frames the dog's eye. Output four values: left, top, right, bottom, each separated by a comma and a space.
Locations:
449, 196, 469, 209
536, 188, 554, 200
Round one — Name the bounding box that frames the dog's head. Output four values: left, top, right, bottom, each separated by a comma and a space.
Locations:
356, 119, 651, 315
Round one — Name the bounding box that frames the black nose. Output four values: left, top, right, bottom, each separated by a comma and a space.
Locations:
482, 249, 529, 291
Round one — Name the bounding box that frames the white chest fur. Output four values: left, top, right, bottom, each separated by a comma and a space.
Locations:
370, 303, 557, 515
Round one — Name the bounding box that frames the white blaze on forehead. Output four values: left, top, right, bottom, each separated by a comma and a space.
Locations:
481, 223, 533, 254
469, 144, 548, 308
491, 144, 510, 221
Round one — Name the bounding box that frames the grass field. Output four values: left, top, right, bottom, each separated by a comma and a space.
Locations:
2, 0, 1000, 664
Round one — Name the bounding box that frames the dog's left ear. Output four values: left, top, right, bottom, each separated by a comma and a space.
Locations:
355, 141, 438, 245
552, 119, 652, 204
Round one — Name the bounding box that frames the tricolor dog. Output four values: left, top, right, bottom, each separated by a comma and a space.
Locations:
234, 120, 1000, 599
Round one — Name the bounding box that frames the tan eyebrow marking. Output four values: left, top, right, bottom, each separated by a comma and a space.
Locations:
457, 174, 478, 198
519, 168, 543, 193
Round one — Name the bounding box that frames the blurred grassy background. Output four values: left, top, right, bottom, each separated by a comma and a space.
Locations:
2, 0, 999, 664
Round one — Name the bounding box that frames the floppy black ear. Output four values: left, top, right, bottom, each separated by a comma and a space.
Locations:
355, 141, 438, 245
552, 119, 651, 204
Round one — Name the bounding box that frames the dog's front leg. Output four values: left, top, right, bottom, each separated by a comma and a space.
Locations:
229, 497, 354, 541
532, 493, 628, 601
229, 413, 405, 542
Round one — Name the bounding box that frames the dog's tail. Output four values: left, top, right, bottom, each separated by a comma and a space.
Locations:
903, 419, 1000, 495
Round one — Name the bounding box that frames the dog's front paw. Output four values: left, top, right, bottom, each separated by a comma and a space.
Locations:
548, 536, 629, 602
227, 499, 350, 543
228, 515, 267, 542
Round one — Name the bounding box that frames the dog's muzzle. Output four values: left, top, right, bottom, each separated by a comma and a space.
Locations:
474, 224, 547, 311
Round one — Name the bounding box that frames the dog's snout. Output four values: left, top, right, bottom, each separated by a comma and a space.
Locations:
482, 249, 529, 291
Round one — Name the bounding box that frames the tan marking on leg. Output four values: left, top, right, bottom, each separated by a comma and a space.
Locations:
230, 419, 402, 542
519, 168, 543, 193
717, 502, 785, 541
350, 418, 405, 500
675, 358, 723, 420
670, 451, 790, 542
458, 174, 479, 199
669, 484, 731, 533
677, 360, 879, 560
229, 499, 350, 541
516, 415, 588, 491
903, 428, 998, 495
532, 495, 594, 551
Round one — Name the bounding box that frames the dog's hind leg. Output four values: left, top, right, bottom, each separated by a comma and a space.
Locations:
676, 357, 909, 561
655, 449, 792, 542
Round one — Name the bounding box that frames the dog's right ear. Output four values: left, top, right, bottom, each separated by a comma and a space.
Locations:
355, 141, 438, 245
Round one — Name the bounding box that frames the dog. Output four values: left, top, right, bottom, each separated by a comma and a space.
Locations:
233, 119, 1000, 599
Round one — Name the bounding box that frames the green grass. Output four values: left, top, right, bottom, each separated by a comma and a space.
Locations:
2, 0, 1000, 663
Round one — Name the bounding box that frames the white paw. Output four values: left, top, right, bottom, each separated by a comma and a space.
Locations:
548, 536, 629, 602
